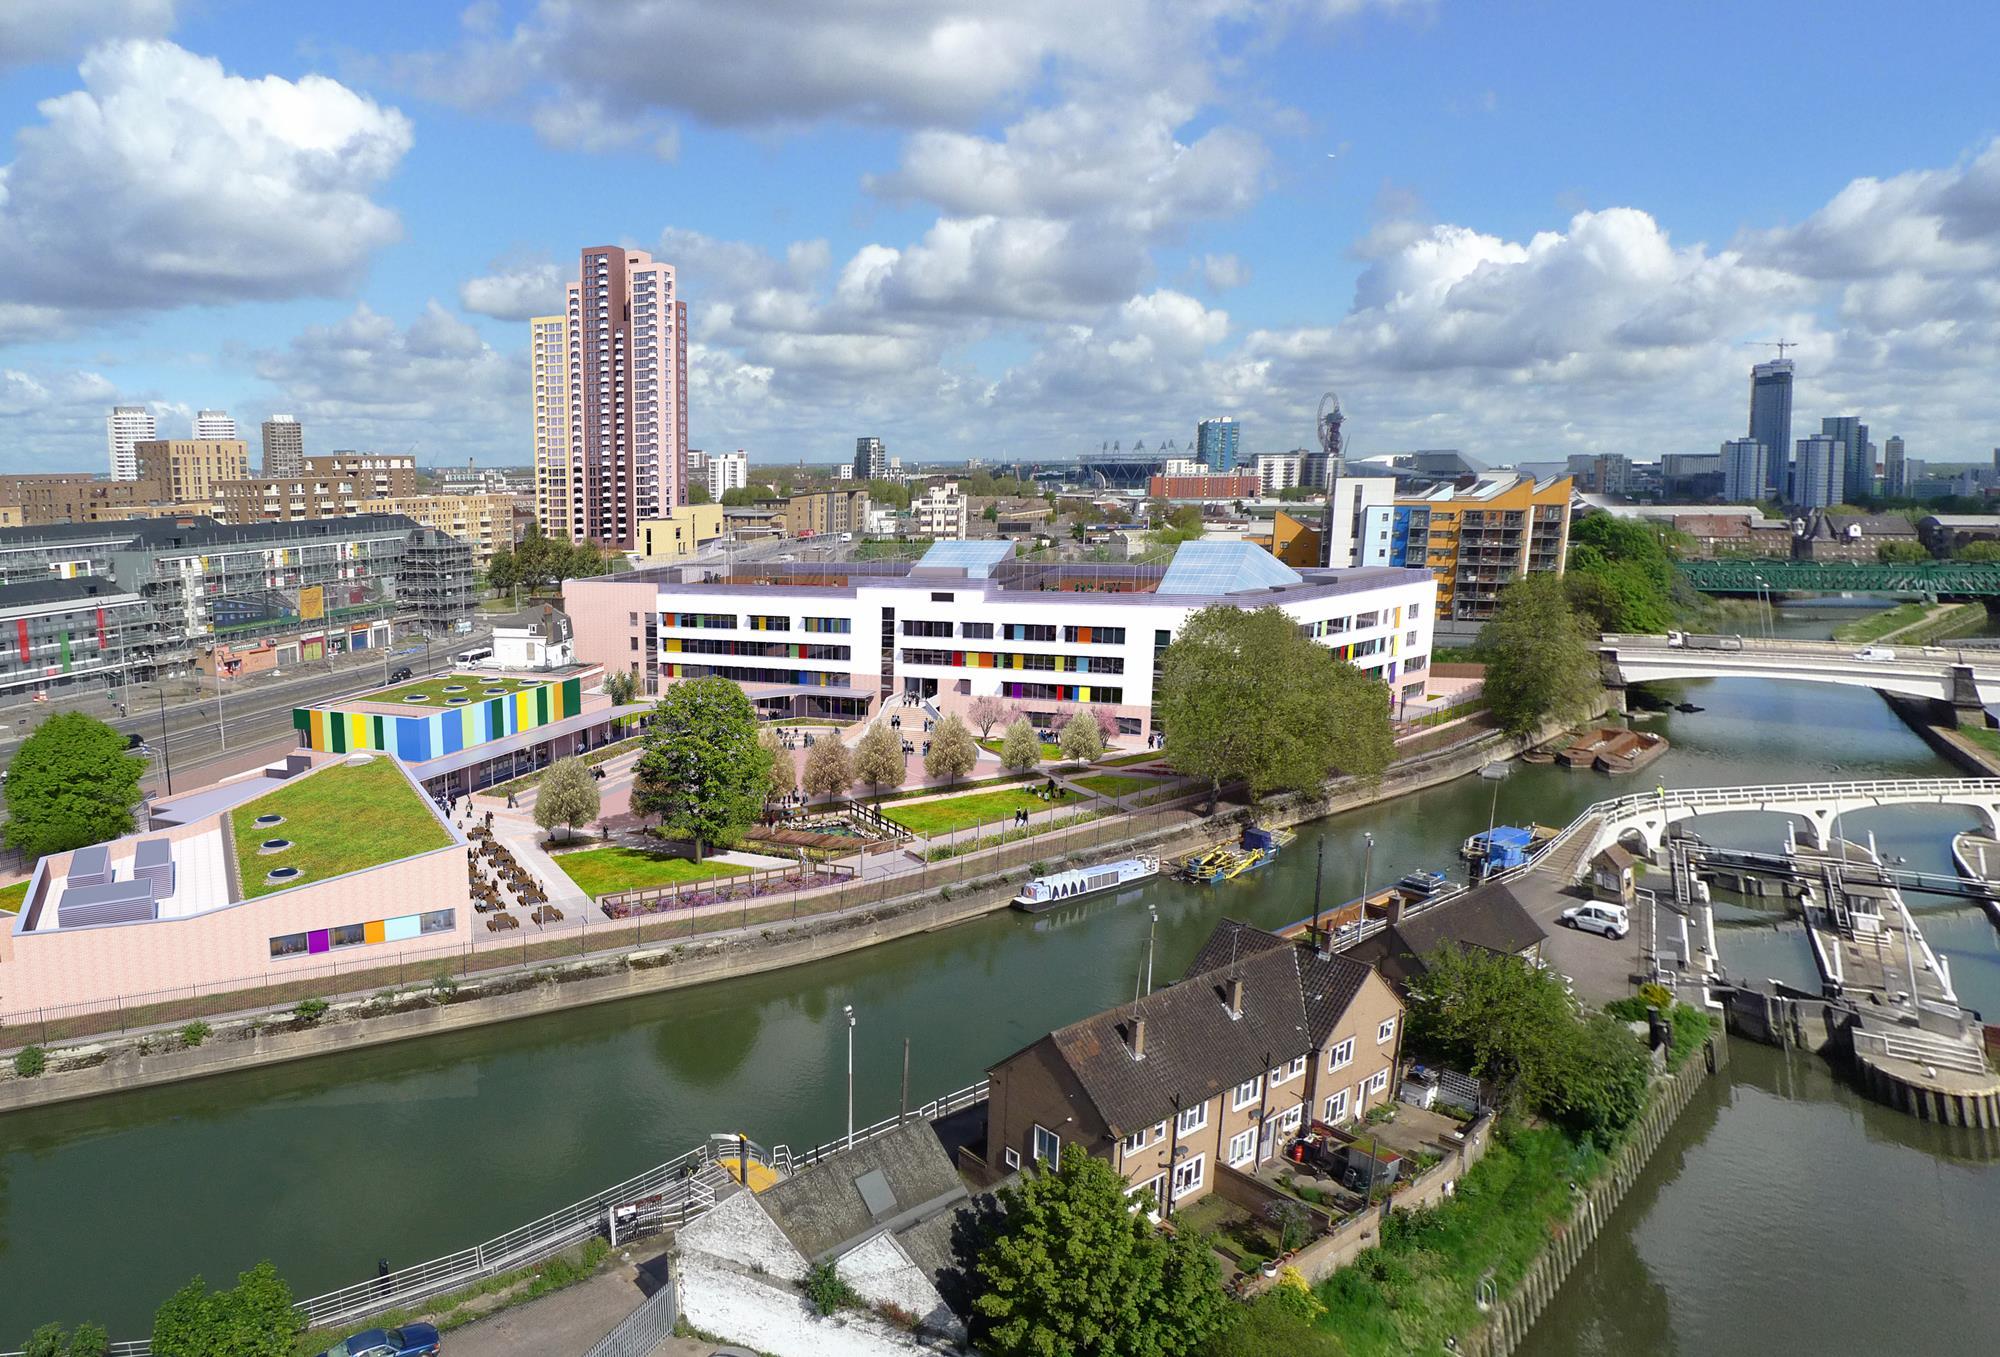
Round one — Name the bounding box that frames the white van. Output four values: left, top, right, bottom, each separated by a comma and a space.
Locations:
1852, 645, 1896, 662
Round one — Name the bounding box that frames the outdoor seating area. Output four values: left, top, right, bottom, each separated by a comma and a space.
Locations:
469, 832, 548, 932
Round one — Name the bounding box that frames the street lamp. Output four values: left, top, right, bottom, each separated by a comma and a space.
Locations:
1361, 832, 1374, 913
1480, 760, 1509, 879
844, 1004, 857, 1151
1145, 906, 1158, 995
156, 685, 174, 795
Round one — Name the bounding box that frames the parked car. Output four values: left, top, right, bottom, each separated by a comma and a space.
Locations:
1852, 646, 1896, 662
1558, 902, 1630, 939
389, 666, 415, 683
318, 1325, 440, 1357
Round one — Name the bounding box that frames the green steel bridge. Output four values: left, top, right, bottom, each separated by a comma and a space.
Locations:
1678, 557, 2000, 598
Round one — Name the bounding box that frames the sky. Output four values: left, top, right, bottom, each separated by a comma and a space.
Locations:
0, 0, 1996, 474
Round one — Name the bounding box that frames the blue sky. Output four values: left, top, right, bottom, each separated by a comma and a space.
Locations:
0, 0, 1996, 472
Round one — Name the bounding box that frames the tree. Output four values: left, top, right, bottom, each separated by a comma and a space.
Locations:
760, 727, 796, 800
971, 1146, 1230, 1357
1058, 711, 1105, 766
486, 548, 520, 595
533, 757, 600, 843
966, 694, 1011, 740
686, 481, 713, 505
513, 523, 561, 591
802, 731, 855, 802
854, 721, 906, 801
152, 1261, 302, 1357
999, 717, 1041, 774
630, 677, 771, 859
1088, 704, 1122, 744
1157, 605, 1392, 810
1405, 943, 1580, 1115
1958, 540, 2000, 562
23, 1323, 108, 1357
1482, 572, 1602, 737
602, 668, 639, 706
924, 714, 978, 785
3, 712, 143, 860
1562, 514, 1680, 633
719, 485, 763, 507
1877, 539, 1931, 564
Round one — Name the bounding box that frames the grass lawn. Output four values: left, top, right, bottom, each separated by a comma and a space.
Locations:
364, 673, 541, 705
883, 784, 1080, 836
1098, 748, 1166, 767
1069, 772, 1159, 800
549, 845, 748, 897
0, 880, 25, 913
1832, 602, 1932, 645
978, 737, 1064, 761
232, 757, 452, 899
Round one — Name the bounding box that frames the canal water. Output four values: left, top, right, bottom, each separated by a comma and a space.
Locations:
3, 599, 1998, 1344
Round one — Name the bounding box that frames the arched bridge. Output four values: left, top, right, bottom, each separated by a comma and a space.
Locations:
1599, 635, 2000, 712
1529, 778, 2000, 874
1678, 557, 2000, 598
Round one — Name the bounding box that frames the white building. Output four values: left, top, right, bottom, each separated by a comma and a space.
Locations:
490, 603, 575, 671
1255, 453, 1304, 495
566, 539, 1436, 738
192, 409, 237, 441
836, 463, 856, 481
1323, 476, 1394, 567
864, 506, 900, 536
106, 405, 155, 482
1163, 457, 1204, 478
912, 482, 969, 540
708, 449, 749, 501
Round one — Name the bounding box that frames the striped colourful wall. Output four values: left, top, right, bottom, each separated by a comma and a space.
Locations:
292, 677, 583, 760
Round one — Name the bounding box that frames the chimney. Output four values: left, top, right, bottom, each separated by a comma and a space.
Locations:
1129, 1017, 1147, 1061
1227, 977, 1245, 1018
1388, 892, 1407, 926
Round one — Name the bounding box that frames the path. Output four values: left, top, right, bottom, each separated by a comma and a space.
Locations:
444, 1248, 690, 1357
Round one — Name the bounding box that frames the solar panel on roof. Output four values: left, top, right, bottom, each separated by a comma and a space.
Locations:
1155, 541, 1303, 596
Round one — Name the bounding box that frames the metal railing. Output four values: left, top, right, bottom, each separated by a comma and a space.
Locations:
582, 1274, 679, 1357
1852, 1026, 1989, 1076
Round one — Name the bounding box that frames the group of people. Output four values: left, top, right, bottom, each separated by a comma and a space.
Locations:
771, 727, 820, 750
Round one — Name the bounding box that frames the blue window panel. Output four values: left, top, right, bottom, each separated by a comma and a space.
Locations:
439, 711, 462, 755
382, 914, 421, 942
395, 717, 427, 762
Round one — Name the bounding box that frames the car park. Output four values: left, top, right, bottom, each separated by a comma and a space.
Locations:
1558, 902, 1630, 939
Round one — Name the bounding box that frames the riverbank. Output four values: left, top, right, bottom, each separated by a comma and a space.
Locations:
0, 706, 1598, 1115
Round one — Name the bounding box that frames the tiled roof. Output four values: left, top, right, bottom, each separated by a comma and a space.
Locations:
757, 1120, 967, 1263
1345, 881, 1547, 986
1032, 919, 1375, 1137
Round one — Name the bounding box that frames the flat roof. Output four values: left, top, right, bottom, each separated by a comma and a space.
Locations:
402, 702, 648, 780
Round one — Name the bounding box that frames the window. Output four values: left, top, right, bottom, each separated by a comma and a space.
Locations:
902, 619, 953, 638
1227, 1129, 1257, 1168
1175, 1103, 1208, 1136
420, 909, 455, 934
1369, 1069, 1390, 1095
1032, 1124, 1061, 1165
1377, 1018, 1397, 1044
1153, 1119, 1168, 1143
1171, 1155, 1206, 1200
1003, 1147, 1021, 1170
1231, 1077, 1262, 1111
1270, 1055, 1307, 1085
629, 636, 638, 650
330, 923, 367, 949
1324, 1089, 1350, 1123
961, 621, 994, 639
1274, 1104, 1304, 1135
930, 592, 955, 603
1329, 1038, 1355, 1072
269, 932, 308, 959
1121, 1127, 1148, 1156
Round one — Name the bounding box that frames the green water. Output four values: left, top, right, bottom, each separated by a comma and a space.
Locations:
3, 601, 1998, 1344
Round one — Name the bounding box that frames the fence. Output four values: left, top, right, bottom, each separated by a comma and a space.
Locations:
582, 1274, 679, 1357
599, 857, 858, 916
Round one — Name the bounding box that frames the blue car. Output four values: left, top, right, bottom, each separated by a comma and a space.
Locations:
319, 1324, 440, 1357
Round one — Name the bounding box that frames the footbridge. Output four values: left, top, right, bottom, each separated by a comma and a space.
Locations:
1678, 557, 2000, 598
1599, 634, 2000, 719
1526, 777, 2000, 877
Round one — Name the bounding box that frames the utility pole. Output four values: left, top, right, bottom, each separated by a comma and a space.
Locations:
157, 686, 174, 795
844, 1004, 856, 1151
215, 657, 228, 751
1146, 906, 1158, 994
1311, 838, 1326, 944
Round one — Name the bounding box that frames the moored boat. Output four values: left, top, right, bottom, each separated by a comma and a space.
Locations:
1011, 856, 1159, 912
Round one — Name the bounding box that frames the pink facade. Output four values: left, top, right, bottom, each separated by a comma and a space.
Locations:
562, 577, 659, 698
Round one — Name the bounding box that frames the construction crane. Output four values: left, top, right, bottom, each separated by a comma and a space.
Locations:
1743, 338, 1799, 359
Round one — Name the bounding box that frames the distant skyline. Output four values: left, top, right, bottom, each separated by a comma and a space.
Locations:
0, 2, 1996, 473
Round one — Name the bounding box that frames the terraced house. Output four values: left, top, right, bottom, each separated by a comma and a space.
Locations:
982, 918, 1404, 1212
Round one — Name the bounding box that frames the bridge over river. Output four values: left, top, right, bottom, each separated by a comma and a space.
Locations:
1678, 557, 2000, 598
1599, 634, 2000, 719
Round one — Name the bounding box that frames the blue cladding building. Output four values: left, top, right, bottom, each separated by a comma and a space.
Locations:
1196, 417, 1241, 472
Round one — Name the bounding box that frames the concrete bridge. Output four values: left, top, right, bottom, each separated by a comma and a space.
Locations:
1598, 634, 2000, 722
1542, 777, 2000, 867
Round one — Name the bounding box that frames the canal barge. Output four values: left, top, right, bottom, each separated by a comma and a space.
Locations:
1175, 826, 1293, 884
1011, 856, 1159, 912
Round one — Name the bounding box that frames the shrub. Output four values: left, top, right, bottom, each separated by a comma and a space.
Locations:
14, 1045, 46, 1078
1636, 981, 1674, 1011
803, 1261, 860, 1316
180, 1021, 211, 1049
292, 998, 330, 1026
430, 968, 460, 1003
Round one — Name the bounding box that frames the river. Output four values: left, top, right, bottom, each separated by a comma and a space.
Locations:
3, 599, 1997, 1345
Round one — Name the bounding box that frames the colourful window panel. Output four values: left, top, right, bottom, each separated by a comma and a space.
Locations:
384, 915, 421, 942
363, 919, 386, 945
307, 929, 331, 955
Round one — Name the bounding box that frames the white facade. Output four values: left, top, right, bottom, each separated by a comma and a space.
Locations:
836, 463, 856, 480
1163, 458, 1203, 477
106, 405, 155, 482
1324, 476, 1394, 567
193, 409, 237, 440
638, 555, 1435, 733
530, 313, 570, 535
708, 449, 749, 501
913, 482, 969, 539
1255, 453, 1304, 495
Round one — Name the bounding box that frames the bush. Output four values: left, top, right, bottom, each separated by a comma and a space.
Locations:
180, 1021, 211, 1049
14, 1045, 46, 1078
803, 1261, 860, 1316
292, 998, 329, 1026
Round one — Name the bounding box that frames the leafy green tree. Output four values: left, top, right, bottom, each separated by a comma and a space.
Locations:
802, 732, 854, 803
924, 713, 978, 786
1481, 573, 1602, 736
533, 756, 600, 843
513, 523, 561, 590
719, 486, 764, 507
1547, 1014, 1653, 1143
631, 677, 771, 859
966, 694, 1011, 739
151, 1261, 302, 1357
486, 548, 520, 594
998, 717, 1041, 774
1405, 942, 1579, 1114
686, 481, 713, 505
1564, 514, 1679, 633
602, 668, 639, 706
1058, 710, 1105, 766
972, 1146, 1230, 1357
1958, 540, 2000, 562
1157, 605, 1392, 810
854, 721, 906, 801
3, 712, 143, 859
760, 727, 796, 800
23, 1322, 109, 1357
1877, 539, 1931, 564
867, 479, 912, 509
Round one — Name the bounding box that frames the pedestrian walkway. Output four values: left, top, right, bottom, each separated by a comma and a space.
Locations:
445, 1248, 677, 1357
